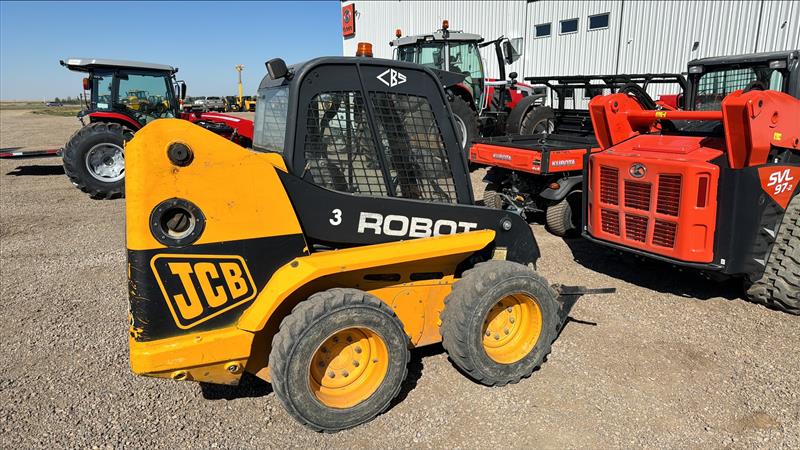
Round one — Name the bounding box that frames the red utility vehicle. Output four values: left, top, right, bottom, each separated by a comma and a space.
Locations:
585, 50, 799, 314
471, 74, 686, 235
59, 58, 254, 199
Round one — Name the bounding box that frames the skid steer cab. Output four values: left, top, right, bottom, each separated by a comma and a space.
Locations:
125, 56, 609, 431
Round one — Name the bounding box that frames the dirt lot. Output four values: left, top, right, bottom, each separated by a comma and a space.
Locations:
1, 109, 798, 448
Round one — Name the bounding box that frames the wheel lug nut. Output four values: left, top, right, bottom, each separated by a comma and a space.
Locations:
509, 317, 516, 324
321, 347, 328, 353
342, 370, 349, 377
353, 361, 360, 367
346, 335, 353, 343
373, 358, 379, 363
494, 334, 500, 340
504, 329, 510, 335
485, 330, 491, 337
354, 346, 362, 354
318, 361, 325, 367
506, 307, 513, 313
327, 371, 335, 378
332, 336, 339, 343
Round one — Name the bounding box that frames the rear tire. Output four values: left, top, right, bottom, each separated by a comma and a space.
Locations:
545, 189, 582, 237
62, 122, 132, 199
449, 96, 479, 166
746, 195, 800, 315
269, 288, 410, 432
440, 261, 559, 386
482, 182, 504, 209
519, 106, 555, 135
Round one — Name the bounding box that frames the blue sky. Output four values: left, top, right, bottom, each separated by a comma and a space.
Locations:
0, 1, 342, 100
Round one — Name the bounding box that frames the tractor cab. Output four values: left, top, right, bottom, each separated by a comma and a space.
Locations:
392, 25, 486, 107
390, 21, 522, 114
60, 58, 186, 128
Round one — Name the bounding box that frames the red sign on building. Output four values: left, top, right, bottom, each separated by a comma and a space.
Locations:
342, 4, 356, 37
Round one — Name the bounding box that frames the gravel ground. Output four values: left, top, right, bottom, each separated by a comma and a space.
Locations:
0, 109, 798, 448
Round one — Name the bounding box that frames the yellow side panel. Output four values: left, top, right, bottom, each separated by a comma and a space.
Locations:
125, 119, 303, 250
237, 229, 495, 332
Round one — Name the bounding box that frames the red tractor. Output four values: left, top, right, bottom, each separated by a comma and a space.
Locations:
391, 21, 543, 155
585, 50, 799, 314
60, 58, 254, 199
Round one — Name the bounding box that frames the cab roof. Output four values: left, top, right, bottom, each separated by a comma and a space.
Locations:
391, 31, 484, 47
688, 50, 798, 68
60, 58, 177, 74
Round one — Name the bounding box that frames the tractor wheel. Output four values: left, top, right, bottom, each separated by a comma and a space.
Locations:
519, 106, 555, 135
269, 288, 410, 432
440, 260, 559, 386
545, 189, 582, 237
449, 96, 479, 159
482, 182, 504, 209
746, 195, 800, 315
62, 122, 132, 199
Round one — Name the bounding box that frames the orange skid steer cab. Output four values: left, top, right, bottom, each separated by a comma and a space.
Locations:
125, 56, 611, 431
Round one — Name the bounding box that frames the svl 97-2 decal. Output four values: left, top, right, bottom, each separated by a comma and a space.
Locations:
758, 166, 799, 209
150, 254, 257, 329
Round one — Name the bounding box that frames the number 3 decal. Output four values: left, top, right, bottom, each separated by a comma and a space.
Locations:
329, 208, 342, 226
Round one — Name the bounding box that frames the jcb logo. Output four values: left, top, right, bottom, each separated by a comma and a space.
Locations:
150, 254, 257, 329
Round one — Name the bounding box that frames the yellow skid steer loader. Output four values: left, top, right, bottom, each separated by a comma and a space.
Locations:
125, 56, 610, 431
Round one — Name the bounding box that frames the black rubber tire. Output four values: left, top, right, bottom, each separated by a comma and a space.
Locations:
482, 182, 504, 209
449, 96, 479, 158
62, 122, 132, 199
519, 106, 555, 135
440, 260, 559, 386
269, 288, 410, 432
746, 195, 800, 315
545, 189, 582, 237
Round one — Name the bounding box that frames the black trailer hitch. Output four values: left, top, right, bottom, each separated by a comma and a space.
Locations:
551, 284, 616, 332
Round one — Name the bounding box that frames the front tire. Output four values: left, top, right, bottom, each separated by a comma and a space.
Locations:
62, 122, 132, 199
545, 189, 582, 237
449, 96, 479, 165
269, 288, 410, 432
519, 106, 555, 135
440, 261, 559, 386
482, 182, 504, 209
746, 195, 800, 315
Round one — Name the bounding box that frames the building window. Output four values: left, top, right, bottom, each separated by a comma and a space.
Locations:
589, 13, 610, 30
534, 23, 551, 38
560, 18, 578, 35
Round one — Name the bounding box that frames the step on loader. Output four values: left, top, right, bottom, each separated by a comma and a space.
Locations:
585, 50, 799, 314
125, 56, 610, 431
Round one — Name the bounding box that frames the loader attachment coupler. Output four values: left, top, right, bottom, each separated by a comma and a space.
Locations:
552, 285, 616, 331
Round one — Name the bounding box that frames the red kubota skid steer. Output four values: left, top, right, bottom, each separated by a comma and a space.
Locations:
585, 50, 800, 314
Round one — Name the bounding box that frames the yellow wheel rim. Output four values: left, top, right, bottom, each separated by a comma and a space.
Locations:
482, 293, 543, 364
309, 327, 389, 409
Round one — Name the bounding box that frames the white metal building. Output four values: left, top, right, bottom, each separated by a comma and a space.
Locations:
341, 0, 799, 82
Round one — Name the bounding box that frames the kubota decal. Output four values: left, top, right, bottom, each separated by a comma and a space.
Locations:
150, 254, 257, 329
758, 166, 799, 209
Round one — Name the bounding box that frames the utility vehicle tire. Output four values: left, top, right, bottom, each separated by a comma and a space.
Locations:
449, 96, 479, 159
440, 260, 559, 386
269, 288, 410, 432
62, 122, 132, 199
746, 195, 800, 315
482, 183, 504, 209
519, 106, 555, 135
545, 189, 582, 237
